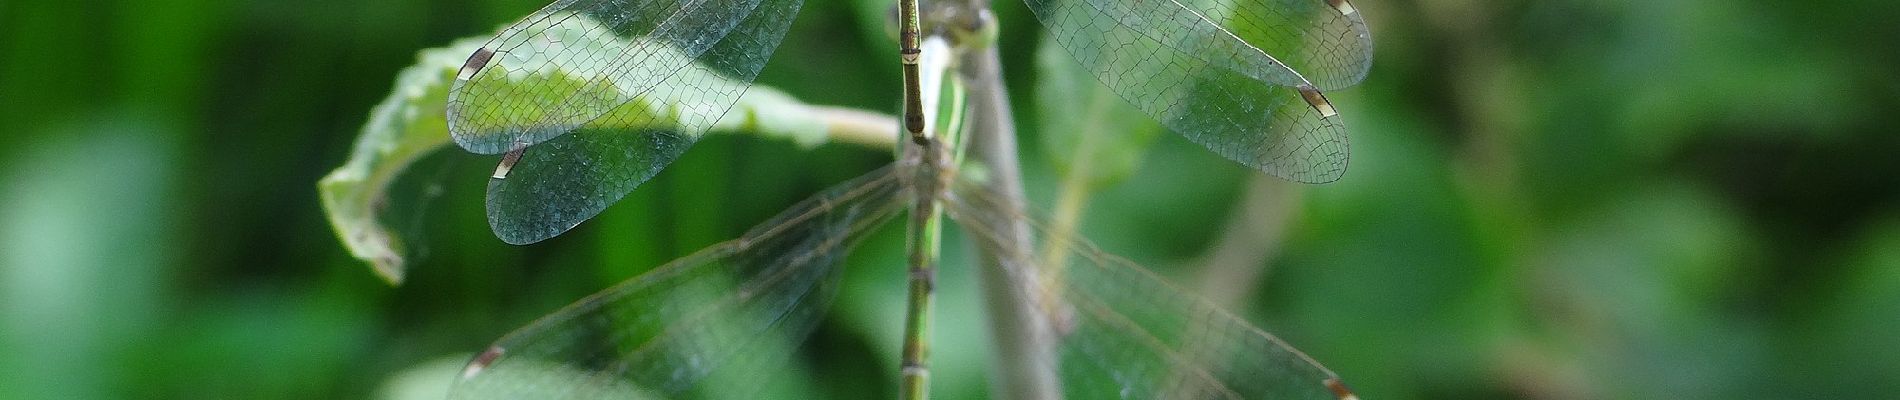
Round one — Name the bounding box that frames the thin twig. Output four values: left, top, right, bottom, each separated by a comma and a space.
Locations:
1193, 175, 1301, 308
810, 106, 900, 149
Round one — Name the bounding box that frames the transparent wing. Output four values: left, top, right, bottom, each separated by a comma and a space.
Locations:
1024, 0, 1369, 182
1034, 0, 1371, 91
459, 0, 804, 244
451, 167, 905, 400
447, 0, 800, 154
944, 180, 1357, 400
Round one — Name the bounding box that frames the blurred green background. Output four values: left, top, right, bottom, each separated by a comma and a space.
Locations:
4, 0, 1898, 399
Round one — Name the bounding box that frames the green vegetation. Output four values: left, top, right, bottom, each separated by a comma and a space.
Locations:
2, 0, 1896, 399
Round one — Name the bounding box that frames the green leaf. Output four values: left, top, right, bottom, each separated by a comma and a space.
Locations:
1035, 36, 1164, 189
320, 26, 893, 284
318, 37, 477, 284
448, 13, 832, 150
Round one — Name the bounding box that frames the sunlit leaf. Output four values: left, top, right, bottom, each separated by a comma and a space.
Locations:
321, 26, 882, 283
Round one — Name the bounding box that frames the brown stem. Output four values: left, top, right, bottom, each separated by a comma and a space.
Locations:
1193, 175, 1301, 308
961, 44, 1063, 400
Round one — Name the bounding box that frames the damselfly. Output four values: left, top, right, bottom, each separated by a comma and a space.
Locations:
445, 0, 1371, 244
444, 0, 1371, 398
449, 33, 1360, 399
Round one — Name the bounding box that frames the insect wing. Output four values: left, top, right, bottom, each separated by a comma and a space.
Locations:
945, 182, 1355, 399
453, 168, 905, 399
461, 0, 806, 244
1022, 0, 1369, 182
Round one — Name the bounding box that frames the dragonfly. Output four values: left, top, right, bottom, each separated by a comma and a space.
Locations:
443, 0, 1371, 397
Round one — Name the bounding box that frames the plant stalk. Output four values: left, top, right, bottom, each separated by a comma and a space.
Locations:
960, 43, 1062, 400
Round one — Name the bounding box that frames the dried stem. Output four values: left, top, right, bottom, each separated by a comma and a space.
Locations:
960, 43, 1063, 400
811, 106, 901, 149
1192, 175, 1302, 308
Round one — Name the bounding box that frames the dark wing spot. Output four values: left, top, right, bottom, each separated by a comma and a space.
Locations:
492, 145, 526, 179
1298, 86, 1339, 118
1325, 378, 1359, 400
1327, 0, 1360, 15
459, 47, 496, 80
462, 346, 507, 379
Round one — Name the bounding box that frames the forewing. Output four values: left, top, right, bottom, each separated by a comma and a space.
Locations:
452, 167, 905, 400
945, 182, 1356, 400
1026, 0, 1370, 91
1024, 0, 1365, 182
447, 0, 798, 154
468, 0, 803, 244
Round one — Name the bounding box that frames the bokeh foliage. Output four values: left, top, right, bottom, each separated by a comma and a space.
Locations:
2, 0, 1897, 399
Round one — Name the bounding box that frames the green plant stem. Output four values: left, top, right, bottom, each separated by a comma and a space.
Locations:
1033, 154, 1091, 300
